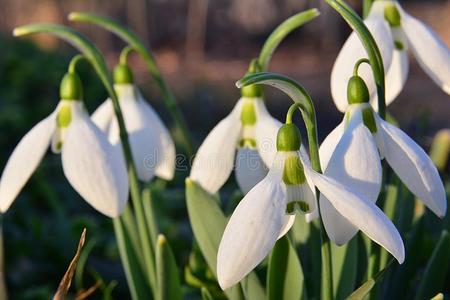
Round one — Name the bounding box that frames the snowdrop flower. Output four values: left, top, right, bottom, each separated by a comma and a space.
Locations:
217, 117, 404, 290
0, 72, 129, 217
319, 70, 447, 245
92, 63, 176, 182
190, 62, 281, 194
331, 0, 450, 111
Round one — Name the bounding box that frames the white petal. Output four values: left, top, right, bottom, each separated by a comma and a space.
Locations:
377, 117, 446, 217
321, 123, 382, 245
0, 113, 55, 212
319, 121, 345, 170
331, 17, 393, 112
137, 90, 176, 180
217, 166, 285, 289
254, 99, 282, 166
62, 105, 129, 217
235, 148, 268, 194
278, 215, 296, 239
91, 99, 114, 132
109, 89, 160, 182
371, 48, 409, 108
190, 100, 242, 194
303, 164, 404, 263
400, 8, 450, 94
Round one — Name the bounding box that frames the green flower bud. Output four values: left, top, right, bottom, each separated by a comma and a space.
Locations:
241, 59, 263, 97
277, 124, 302, 152
347, 75, 370, 104
240, 101, 257, 125
282, 155, 306, 185
114, 63, 134, 84
59, 73, 83, 100
384, 4, 401, 27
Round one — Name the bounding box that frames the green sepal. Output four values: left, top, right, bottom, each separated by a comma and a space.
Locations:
60, 72, 83, 100
347, 76, 369, 104
57, 105, 72, 128
114, 63, 134, 84
240, 101, 257, 125
277, 124, 302, 152
362, 107, 377, 133
282, 155, 306, 185
384, 4, 401, 27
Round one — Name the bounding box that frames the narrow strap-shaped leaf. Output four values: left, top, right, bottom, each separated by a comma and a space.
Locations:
201, 287, 214, 300
267, 236, 305, 300
185, 179, 266, 300
346, 260, 393, 300
414, 231, 450, 300
331, 238, 358, 299
156, 235, 182, 300
142, 185, 160, 246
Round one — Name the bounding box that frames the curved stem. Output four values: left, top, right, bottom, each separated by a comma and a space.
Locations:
68, 54, 87, 73
68, 12, 194, 156
353, 58, 371, 76
120, 45, 136, 65
285, 103, 302, 124
325, 0, 386, 120
13, 23, 157, 295
258, 8, 320, 71
237, 72, 333, 300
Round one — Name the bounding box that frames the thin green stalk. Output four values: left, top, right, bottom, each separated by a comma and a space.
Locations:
258, 8, 320, 71
142, 185, 160, 246
325, 0, 386, 120
362, 0, 374, 19
13, 23, 157, 296
237, 72, 333, 300
68, 12, 194, 156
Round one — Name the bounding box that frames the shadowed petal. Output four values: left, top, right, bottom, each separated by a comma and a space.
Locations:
377, 117, 446, 217
235, 148, 268, 194
62, 104, 129, 218
319, 121, 345, 170
217, 165, 285, 290
0, 113, 55, 212
91, 99, 114, 132
190, 100, 243, 194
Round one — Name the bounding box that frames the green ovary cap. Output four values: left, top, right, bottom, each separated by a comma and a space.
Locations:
114, 64, 134, 84
282, 155, 306, 185
60, 73, 82, 100
277, 124, 302, 151
241, 59, 263, 97
384, 4, 401, 27
347, 75, 370, 104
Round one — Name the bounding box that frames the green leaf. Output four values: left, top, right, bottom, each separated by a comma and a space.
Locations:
414, 231, 450, 300
156, 234, 182, 300
267, 236, 305, 300
346, 260, 393, 300
185, 179, 265, 300
331, 238, 357, 299
201, 287, 214, 300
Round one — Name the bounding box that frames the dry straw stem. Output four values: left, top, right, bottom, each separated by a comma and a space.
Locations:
53, 228, 87, 300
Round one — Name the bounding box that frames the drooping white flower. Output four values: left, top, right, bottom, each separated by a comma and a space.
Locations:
319, 74, 447, 245
0, 73, 129, 217
331, 0, 450, 111
190, 96, 281, 194
92, 84, 176, 182
217, 123, 404, 290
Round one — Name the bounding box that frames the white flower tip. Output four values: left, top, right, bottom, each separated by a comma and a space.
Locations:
218, 275, 235, 291
443, 84, 450, 95
396, 245, 405, 265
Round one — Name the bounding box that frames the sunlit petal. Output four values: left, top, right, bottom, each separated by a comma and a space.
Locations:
62, 103, 129, 217
190, 100, 243, 194
0, 112, 56, 212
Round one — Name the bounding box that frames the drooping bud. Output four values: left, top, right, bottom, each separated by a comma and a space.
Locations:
113, 63, 134, 84
241, 59, 263, 98
347, 75, 370, 105
59, 72, 83, 100
277, 124, 302, 152
384, 4, 401, 27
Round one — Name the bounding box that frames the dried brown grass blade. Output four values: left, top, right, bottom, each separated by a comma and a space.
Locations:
53, 228, 87, 300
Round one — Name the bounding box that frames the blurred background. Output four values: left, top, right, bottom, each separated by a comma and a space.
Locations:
0, 0, 449, 298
